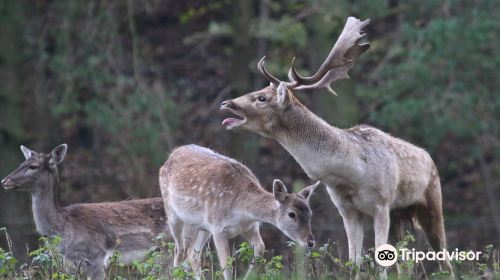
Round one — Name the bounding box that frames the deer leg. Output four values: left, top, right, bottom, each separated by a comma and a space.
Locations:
389, 207, 417, 277
85, 259, 106, 280
241, 223, 265, 280
374, 204, 390, 279
65, 247, 106, 280
374, 205, 390, 248
212, 233, 231, 280
415, 179, 453, 275
187, 229, 211, 279
343, 213, 364, 264
63, 257, 86, 279
388, 218, 402, 277
326, 188, 364, 263
183, 225, 197, 256
168, 214, 186, 266
340, 211, 364, 280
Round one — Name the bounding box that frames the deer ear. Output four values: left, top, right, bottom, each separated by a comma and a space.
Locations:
49, 144, 68, 166
276, 82, 290, 107
299, 181, 320, 203
20, 145, 37, 160
273, 179, 288, 203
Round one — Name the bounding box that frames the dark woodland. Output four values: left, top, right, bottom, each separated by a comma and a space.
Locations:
0, 0, 498, 277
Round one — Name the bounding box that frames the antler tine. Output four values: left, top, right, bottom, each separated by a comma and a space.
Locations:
289, 58, 352, 85
257, 56, 281, 86
290, 17, 370, 91
287, 57, 298, 82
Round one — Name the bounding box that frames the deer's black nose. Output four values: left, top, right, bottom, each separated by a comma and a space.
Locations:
307, 235, 315, 248
220, 100, 231, 108
1, 178, 9, 187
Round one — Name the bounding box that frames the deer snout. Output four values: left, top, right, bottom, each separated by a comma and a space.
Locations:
220, 100, 232, 108
1, 178, 13, 189
221, 99, 242, 110
306, 234, 315, 248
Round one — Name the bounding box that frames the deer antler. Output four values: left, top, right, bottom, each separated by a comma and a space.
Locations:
257, 56, 282, 86
289, 17, 370, 93
257, 17, 370, 94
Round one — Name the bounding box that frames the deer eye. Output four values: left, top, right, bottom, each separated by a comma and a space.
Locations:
28, 165, 38, 170
257, 96, 267, 102
288, 212, 296, 219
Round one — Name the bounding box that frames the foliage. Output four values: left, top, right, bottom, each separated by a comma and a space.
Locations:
1, 230, 499, 279
0, 0, 498, 265
364, 1, 499, 157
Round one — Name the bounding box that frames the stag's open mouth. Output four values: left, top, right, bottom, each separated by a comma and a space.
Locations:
2, 184, 17, 191
220, 106, 246, 130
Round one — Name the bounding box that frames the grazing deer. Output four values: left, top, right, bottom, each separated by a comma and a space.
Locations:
1, 144, 170, 280
220, 17, 453, 275
159, 144, 319, 279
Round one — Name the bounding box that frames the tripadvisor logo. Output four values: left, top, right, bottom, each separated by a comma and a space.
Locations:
375, 244, 482, 267
375, 244, 398, 267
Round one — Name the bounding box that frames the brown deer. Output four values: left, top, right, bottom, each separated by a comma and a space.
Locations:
159, 144, 319, 279
220, 17, 453, 275
1, 144, 170, 280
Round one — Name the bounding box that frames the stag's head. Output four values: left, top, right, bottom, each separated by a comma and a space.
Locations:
220, 17, 370, 137
1, 144, 67, 192
272, 179, 320, 248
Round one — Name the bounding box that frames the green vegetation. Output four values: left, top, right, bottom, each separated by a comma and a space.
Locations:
0, 229, 498, 279
0, 0, 498, 272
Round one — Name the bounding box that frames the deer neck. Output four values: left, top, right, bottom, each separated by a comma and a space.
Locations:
31, 169, 63, 236
241, 188, 279, 225
271, 103, 347, 181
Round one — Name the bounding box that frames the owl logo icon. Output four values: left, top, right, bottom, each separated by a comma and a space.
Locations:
375, 244, 398, 267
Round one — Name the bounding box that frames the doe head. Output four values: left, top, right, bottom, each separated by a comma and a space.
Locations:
1, 144, 67, 192
272, 179, 320, 249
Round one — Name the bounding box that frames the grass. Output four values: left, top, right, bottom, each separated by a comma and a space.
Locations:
0, 228, 498, 279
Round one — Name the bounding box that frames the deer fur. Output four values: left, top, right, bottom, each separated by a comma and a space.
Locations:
220, 16, 453, 276
159, 144, 318, 279
1, 144, 170, 280
220, 84, 453, 274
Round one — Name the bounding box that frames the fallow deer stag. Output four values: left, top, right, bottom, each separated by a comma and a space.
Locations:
1, 144, 170, 280
159, 144, 319, 279
220, 17, 453, 275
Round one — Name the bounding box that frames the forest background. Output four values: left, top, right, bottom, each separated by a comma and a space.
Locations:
0, 0, 498, 264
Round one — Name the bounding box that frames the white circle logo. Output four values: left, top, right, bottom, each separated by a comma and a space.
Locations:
375, 244, 398, 267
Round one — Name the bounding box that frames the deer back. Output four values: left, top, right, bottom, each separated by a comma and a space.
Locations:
160, 145, 263, 217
